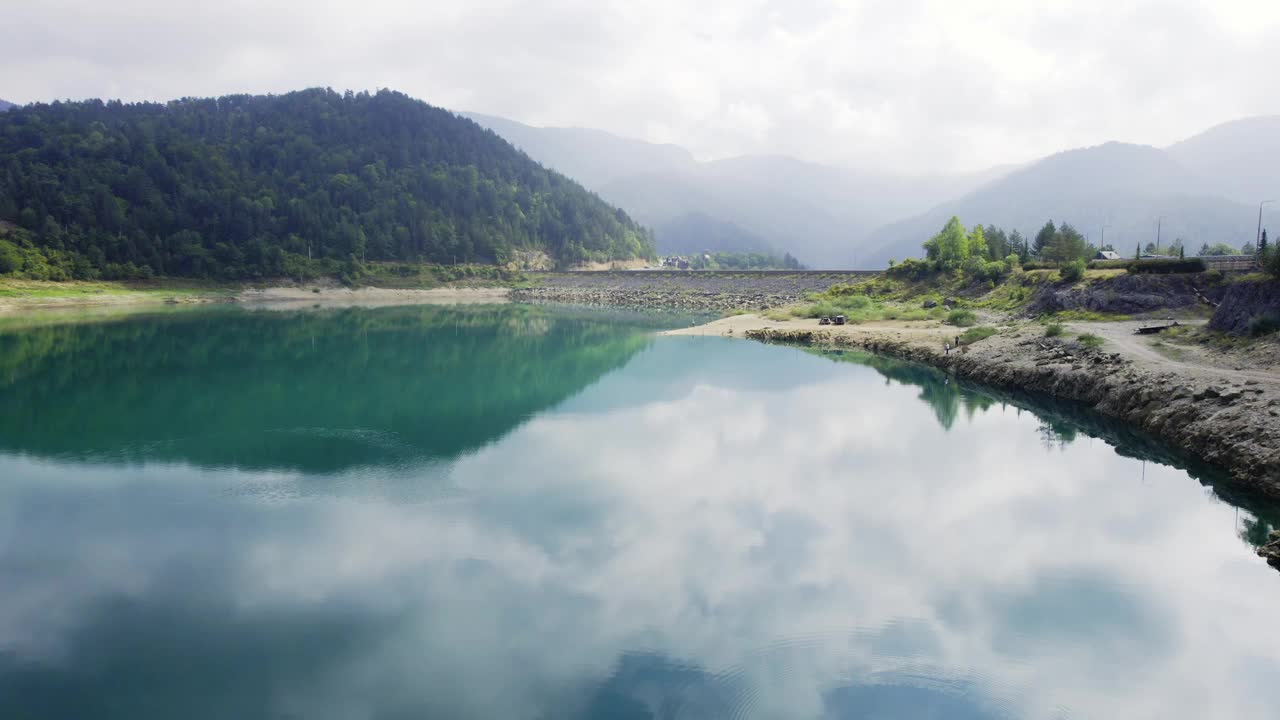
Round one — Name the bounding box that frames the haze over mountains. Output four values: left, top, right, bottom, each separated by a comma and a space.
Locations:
469, 112, 1280, 269
0, 100, 14, 112
466, 112, 1010, 267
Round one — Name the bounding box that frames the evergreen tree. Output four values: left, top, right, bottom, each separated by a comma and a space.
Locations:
0, 89, 656, 279
1032, 221, 1056, 257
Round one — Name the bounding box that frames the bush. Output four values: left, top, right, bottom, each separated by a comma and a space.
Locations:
945, 309, 977, 327
1021, 260, 1057, 270
1045, 323, 1064, 337
1077, 333, 1103, 348
0, 239, 21, 274
1127, 258, 1207, 274
1059, 259, 1086, 282
1088, 259, 1133, 270
960, 326, 998, 344
884, 257, 934, 280
964, 257, 1008, 283
1247, 312, 1280, 337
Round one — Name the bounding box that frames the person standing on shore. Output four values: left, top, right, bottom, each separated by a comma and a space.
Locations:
944, 342, 950, 356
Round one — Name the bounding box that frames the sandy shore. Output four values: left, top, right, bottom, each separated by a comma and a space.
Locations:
236, 286, 510, 308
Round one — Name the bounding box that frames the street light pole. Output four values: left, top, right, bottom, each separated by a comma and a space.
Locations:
1258, 200, 1274, 252
1155, 217, 1163, 254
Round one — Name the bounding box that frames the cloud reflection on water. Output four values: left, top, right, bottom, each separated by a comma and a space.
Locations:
2, 336, 1279, 719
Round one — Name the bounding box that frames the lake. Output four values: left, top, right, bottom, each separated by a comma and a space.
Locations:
1, 303, 1278, 719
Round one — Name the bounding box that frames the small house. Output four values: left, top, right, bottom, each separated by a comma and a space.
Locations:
1095, 250, 1122, 261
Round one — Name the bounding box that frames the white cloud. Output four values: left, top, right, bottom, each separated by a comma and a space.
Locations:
3, 0, 1279, 171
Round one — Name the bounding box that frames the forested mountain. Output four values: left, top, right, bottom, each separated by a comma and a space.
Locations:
861, 142, 1258, 268
0, 89, 654, 280
465, 113, 1010, 267
1167, 115, 1280, 205
0, 100, 14, 112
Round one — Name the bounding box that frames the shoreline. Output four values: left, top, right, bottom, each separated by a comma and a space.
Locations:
0, 282, 511, 314
670, 313, 1280, 500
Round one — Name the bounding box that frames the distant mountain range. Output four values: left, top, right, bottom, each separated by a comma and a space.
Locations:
469, 112, 1279, 268
0, 100, 15, 112
466, 112, 1010, 266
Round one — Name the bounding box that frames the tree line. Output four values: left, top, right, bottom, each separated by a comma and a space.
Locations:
0, 88, 656, 280
890, 215, 1279, 282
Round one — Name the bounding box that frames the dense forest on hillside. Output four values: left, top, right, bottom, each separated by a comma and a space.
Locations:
0, 89, 655, 280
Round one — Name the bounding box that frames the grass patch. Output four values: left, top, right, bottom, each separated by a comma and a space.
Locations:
763, 309, 792, 322
1044, 323, 1064, 337
1076, 333, 1104, 349
945, 308, 977, 327
960, 326, 998, 344
1042, 309, 1131, 322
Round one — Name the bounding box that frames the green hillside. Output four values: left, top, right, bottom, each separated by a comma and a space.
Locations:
0, 89, 654, 280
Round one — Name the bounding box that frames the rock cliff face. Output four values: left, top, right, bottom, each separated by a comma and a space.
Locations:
1209, 279, 1280, 335
746, 327, 1280, 499
1028, 273, 1227, 316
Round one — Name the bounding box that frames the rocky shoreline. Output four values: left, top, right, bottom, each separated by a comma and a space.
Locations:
512, 270, 866, 312
510, 285, 799, 312
744, 326, 1280, 500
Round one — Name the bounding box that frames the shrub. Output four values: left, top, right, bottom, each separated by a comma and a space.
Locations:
1088, 259, 1133, 270
1059, 259, 1086, 282
1004, 253, 1021, 269
945, 309, 977, 327
1246, 312, 1280, 337
884, 257, 934, 280
0, 239, 21, 274
960, 326, 998, 344
1021, 260, 1057, 270
1127, 258, 1207, 274
1077, 333, 1103, 348
964, 258, 1007, 283
1045, 323, 1064, 337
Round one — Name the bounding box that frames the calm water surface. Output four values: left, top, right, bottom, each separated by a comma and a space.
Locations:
1, 304, 1278, 719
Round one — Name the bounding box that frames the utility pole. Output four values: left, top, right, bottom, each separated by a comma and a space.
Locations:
1259, 200, 1274, 253
1156, 217, 1163, 254
1100, 223, 1111, 248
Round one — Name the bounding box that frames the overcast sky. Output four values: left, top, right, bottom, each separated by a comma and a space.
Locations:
4, 0, 1279, 173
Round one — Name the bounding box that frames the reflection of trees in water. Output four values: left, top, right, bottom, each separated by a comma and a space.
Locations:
1037, 418, 1080, 449
808, 348, 995, 430
807, 347, 1280, 531
0, 304, 663, 472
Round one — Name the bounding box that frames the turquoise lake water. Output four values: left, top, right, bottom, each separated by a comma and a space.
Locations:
1, 303, 1278, 718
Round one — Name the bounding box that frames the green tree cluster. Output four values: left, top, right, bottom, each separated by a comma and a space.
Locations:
1032, 221, 1093, 263
0, 89, 656, 279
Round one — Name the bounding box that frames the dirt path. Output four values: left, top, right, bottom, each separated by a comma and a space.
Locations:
1069, 320, 1280, 385
669, 314, 1280, 389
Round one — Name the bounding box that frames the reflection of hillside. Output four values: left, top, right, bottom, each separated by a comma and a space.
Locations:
0, 305, 655, 473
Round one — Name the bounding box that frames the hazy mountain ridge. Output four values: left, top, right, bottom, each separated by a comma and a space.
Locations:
470, 111, 1277, 269
652, 212, 775, 256
1166, 115, 1280, 206
0, 100, 14, 112
465, 113, 1009, 267
861, 141, 1257, 267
